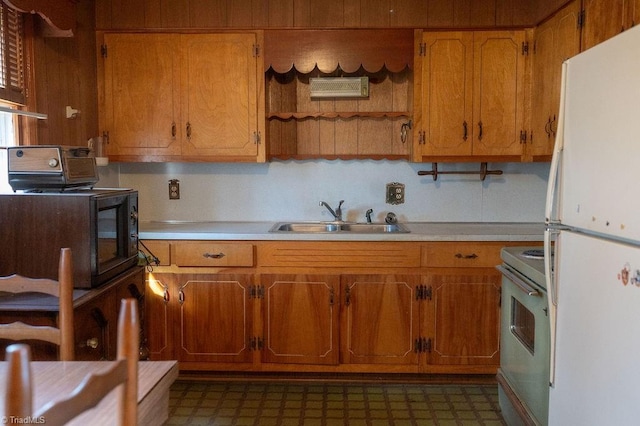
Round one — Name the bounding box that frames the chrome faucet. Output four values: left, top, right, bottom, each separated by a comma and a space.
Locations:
319, 200, 344, 222
365, 209, 373, 223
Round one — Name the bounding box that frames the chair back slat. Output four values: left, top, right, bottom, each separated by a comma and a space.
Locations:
0, 248, 74, 361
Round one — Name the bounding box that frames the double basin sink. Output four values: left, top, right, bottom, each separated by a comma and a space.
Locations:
269, 222, 410, 234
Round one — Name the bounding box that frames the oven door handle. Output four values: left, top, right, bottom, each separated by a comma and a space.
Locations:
496, 265, 540, 296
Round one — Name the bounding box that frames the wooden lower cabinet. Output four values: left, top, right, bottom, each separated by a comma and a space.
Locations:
142, 240, 526, 375
261, 274, 339, 365
145, 272, 254, 364
341, 274, 420, 366
423, 270, 501, 373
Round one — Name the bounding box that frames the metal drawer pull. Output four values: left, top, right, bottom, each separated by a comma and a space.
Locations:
496, 265, 540, 296
203, 252, 225, 259
455, 253, 478, 259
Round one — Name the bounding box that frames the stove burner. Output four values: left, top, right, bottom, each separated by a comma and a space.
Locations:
520, 249, 545, 259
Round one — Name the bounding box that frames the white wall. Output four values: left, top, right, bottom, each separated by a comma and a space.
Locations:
98, 160, 550, 223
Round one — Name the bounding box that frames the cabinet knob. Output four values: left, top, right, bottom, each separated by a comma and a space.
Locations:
85, 337, 99, 349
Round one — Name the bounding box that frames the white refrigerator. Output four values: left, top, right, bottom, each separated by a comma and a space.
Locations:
545, 24, 640, 425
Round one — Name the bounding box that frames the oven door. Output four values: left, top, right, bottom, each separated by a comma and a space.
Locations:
498, 264, 550, 425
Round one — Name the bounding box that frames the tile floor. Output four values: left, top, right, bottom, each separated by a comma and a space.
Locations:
166, 380, 506, 425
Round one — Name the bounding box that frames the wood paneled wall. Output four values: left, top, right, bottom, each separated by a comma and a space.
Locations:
95, 0, 537, 29
31, 0, 97, 146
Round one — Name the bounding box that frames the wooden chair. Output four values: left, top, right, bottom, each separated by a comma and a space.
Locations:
0, 247, 74, 361
35, 298, 140, 425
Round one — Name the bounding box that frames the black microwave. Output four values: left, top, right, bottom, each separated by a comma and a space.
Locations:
0, 188, 138, 288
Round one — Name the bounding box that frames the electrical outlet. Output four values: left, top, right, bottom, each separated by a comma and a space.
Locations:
169, 179, 180, 200
386, 182, 405, 205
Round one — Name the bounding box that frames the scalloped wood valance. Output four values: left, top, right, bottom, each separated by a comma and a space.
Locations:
264, 29, 414, 74
3, 0, 77, 36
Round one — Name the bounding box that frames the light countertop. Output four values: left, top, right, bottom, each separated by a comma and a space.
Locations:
139, 221, 544, 242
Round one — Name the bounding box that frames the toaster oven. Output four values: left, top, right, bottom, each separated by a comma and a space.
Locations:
7, 145, 98, 191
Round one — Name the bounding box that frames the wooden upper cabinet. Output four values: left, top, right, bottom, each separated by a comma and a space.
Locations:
581, 0, 624, 51
101, 33, 182, 158
529, 1, 581, 160
180, 34, 262, 159
472, 31, 526, 157
98, 31, 265, 162
413, 31, 474, 158
581, 0, 640, 50
413, 30, 527, 162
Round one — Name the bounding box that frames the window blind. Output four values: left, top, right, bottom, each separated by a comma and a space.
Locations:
0, 3, 25, 105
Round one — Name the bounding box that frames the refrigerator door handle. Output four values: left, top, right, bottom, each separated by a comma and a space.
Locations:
545, 227, 561, 387
545, 62, 568, 225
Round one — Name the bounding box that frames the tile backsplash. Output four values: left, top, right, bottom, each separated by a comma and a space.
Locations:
99, 160, 549, 223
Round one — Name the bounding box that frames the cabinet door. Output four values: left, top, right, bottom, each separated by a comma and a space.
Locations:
529, 1, 581, 158
472, 31, 526, 156
581, 0, 625, 51
102, 33, 182, 158
416, 32, 474, 158
262, 274, 340, 365
176, 274, 254, 363
74, 291, 117, 361
424, 271, 501, 369
180, 33, 259, 158
341, 274, 420, 365
529, 18, 556, 157
145, 272, 175, 360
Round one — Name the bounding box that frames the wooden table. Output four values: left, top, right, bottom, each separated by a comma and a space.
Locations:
0, 360, 178, 425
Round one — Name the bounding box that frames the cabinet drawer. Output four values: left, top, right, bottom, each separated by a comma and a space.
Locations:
140, 240, 171, 266
422, 242, 504, 268
173, 242, 254, 267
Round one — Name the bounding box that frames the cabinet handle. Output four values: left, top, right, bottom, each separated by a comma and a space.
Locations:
477, 121, 483, 140
550, 114, 557, 137
203, 252, 225, 259
85, 337, 99, 349
186, 122, 192, 140
163, 288, 170, 303
463, 121, 468, 141
545, 117, 551, 137
171, 121, 176, 138
455, 253, 478, 259
178, 289, 185, 305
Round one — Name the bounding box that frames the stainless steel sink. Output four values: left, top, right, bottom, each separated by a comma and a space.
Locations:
269, 222, 410, 234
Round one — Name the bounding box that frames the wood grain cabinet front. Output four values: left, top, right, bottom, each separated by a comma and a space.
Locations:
145, 272, 255, 365
98, 32, 265, 162
413, 30, 527, 162
341, 274, 420, 366
528, 1, 581, 160
261, 274, 340, 365
141, 240, 538, 375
